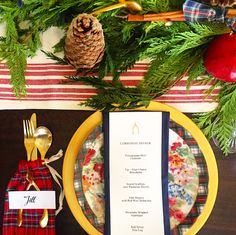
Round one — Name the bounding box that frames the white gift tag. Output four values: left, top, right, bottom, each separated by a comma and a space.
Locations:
8, 191, 56, 209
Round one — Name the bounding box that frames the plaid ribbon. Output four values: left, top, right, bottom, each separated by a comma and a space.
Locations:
2, 159, 55, 235
74, 121, 209, 235
183, 0, 236, 31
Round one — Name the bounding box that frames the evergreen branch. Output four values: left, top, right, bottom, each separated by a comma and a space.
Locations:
203, 79, 222, 98
41, 50, 68, 65
52, 35, 66, 53
81, 89, 152, 110
67, 75, 152, 110
0, 0, 230, 99
66, 75, 115, 90
7, 44, 27, 97
139, 47, 205, 96
170, 23, 230, 56
140, 35, 173, 59
99, 19, 146, 80
186, 57, 205, 89
139, 0, 170, 13
194, 111, 218, 146
211, 113, 235, 155
67, 75, 145, 95
220, 84, 236, 119
194, 83, 236, 155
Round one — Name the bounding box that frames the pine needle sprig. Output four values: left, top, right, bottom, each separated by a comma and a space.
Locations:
196, 108, 233, 155
139, 22, 192, 59
6, 44, 27, 97
67, 75, 116, 89
53, 36, 66, 53
194, 82, 236, 155
134, 22, 229, 100
66, 75, 152, 110
186, 57, 206, 89
139, 0, 170, 13
99, 19, 147, 80
203, 79, 222, 98
219, 84, 236, 119
193, 111, 217, 138
137, 0, 183, 14
170, 23, 230, 56
0, 0, 235, 155
81, 89, 152, 110
0, 10, 27, 96
41, 50, 68, 65
139, 47, 205, 96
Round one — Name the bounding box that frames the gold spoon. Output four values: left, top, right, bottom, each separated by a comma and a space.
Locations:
33, 126, 52, 228
92, 0, 142, 15
34, 126, 52, 160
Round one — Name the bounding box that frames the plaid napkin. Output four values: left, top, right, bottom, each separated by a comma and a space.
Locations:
2, 159, 55, 235
183, 0, 236, 31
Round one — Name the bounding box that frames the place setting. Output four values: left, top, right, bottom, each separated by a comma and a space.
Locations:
2, 113, 63, 235
1, 0, 236, 234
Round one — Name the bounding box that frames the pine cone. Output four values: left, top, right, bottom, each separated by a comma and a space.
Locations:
64, 14, 105, 69
201, 0, 236, 7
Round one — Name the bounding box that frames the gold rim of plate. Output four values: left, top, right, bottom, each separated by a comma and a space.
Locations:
62, 101, 218, 235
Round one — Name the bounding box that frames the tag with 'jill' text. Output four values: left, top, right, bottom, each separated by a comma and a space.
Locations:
8, 191, 56, 209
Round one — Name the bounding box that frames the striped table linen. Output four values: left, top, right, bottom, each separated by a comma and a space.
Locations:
0, 25, 218, 112
0, 62, 218, 112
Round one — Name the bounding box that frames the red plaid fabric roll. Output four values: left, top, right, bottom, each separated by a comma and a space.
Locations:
2, 159, 55, 235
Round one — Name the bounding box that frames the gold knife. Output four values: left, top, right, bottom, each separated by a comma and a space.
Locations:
30, 113, 37, 161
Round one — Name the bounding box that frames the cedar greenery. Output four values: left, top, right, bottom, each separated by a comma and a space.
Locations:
0, 0, 236, 154
194, 82, 236, 155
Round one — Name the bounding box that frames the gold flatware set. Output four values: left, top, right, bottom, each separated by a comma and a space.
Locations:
18, 113, 52, 228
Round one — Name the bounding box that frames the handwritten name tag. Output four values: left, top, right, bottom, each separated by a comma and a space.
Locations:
8, 191, 56, 209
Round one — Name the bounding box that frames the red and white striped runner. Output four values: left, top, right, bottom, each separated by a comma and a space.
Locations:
0, 62, 218, 112
0, 25, 219, 112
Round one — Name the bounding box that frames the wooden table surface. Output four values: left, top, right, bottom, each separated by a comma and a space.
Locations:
0, 110, 235, 235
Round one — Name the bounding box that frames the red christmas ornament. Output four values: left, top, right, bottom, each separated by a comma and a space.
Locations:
204, 33, 236, 82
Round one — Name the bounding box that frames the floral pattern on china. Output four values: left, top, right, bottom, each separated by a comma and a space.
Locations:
81, 129, 199, 229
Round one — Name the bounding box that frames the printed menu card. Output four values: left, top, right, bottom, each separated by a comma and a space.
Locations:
103, 111, 171, 235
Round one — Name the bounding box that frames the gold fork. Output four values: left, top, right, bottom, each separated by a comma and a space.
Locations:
23, 120, 35, 161
18, 120, 35, 226
18, 120, 48, 228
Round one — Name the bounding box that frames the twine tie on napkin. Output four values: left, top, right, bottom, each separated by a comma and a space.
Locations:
44, 149, 64, 215
183, 0, 236, 31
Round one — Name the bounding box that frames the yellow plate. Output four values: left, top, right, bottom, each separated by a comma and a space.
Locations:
63, 101, 218, 235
